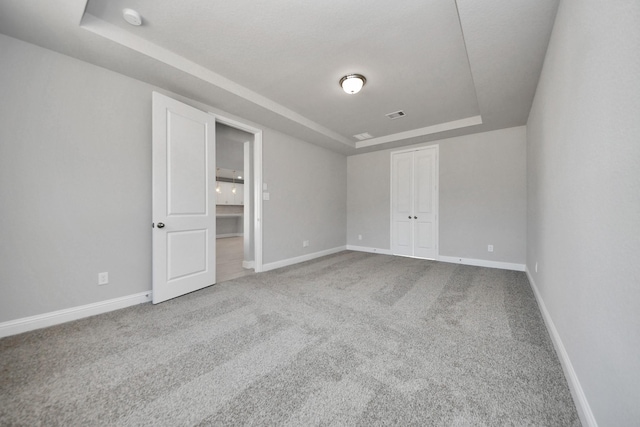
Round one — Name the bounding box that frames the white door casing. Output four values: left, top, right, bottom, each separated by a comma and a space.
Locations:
390, 146, 438, 259
152, 92, 217, 304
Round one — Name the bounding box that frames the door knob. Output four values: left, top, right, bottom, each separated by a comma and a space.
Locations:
408, 216, 411, 219
157, 222, 165, 228
414, 216, 417, 219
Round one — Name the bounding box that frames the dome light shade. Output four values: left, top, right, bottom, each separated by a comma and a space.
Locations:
340, 74, 366, 94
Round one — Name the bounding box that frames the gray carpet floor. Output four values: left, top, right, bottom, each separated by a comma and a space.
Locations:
0, 251, 580, 426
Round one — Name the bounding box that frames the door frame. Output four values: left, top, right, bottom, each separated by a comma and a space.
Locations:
209, 113, 264, 272
389, 144, 439, 260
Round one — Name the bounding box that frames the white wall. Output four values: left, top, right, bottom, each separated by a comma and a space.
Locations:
347, 127, 527, 265
0, 34, 347, 323
526, 1, 640, 425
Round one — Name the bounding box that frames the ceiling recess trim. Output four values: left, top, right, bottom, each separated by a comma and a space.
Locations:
355, 115, 483, 149
79, 13, 355, 149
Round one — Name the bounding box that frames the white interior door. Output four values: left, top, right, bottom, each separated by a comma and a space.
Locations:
413, 148, 437, 259
391, 146, 438, 259
391, 151, 414, 256
152, 92, 216, 304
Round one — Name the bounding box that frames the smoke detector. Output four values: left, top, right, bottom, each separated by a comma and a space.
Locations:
123, 9, 142, 26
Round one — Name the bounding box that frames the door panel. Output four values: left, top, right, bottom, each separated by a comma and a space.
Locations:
396, 222, 412, 248
152, 92, 216, 304
167, 229, 208, 280
415, 221, 434, 251
391, 152, 414, 256
168, 113, 208, 215
415, 151, 433, 215
414, 148, 437, 259
395, 156, 413, 214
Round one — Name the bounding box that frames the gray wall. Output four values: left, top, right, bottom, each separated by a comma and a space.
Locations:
0, 34, 153, 322
0, 34, 347, 323
347, 127, 526, 264
262, 129, 347, 264
440, 127, 526, 263
216, 123, 248, 172
526, 1, 640, 425
216, 217, 243, 236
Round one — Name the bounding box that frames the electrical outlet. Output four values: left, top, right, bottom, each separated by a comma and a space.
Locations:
303, 240, 309, 247
98, 272, 109, 285
263, 192, 270, 200
488, 245, 494, 252
358, 234, 362, 241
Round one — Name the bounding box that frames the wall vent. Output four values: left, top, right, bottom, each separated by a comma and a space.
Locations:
353, 132, 373, 140
385, 110, 406, 120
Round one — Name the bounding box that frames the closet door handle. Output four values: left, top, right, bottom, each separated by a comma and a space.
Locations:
414, 216, 417, 219
157, 222, 165, 229
408, 216, 412, 219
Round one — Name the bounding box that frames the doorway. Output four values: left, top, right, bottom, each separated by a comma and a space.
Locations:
152, 93, 263, 303
213, 118, 263, 281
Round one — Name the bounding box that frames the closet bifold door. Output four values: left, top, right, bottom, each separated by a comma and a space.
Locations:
390, 146, 438, 259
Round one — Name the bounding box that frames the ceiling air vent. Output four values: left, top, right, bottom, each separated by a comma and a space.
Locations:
385, 110, 406, 120
353, 132, 373, 141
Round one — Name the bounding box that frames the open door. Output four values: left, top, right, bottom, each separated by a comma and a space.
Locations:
152, 92, 216, 304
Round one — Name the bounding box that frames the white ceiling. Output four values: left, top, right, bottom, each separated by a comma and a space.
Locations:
0, 0, 559, 155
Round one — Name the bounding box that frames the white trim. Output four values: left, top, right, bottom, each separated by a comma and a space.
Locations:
242, 260, 255, 269
209, 113, 263, 273
216, 233, 243, 238
262, 246, 347, 272
438, 255, 525, 271
346, 245, 393, 255
356, 115, 482, 148
0, 292, 152, 339
526, 268, 597, 427
243, 140, 251, 272
253, 132, 263, 272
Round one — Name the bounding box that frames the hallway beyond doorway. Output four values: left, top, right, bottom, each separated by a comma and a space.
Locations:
216, 236, 254, 282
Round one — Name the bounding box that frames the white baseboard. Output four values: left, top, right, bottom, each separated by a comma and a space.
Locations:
525, 268, 597, 427
262, 246, 347, 272
242, 260, 255, 269
346, 245, 393, 255
0, 291, 152, 339
216, 233, 243, 238
346, 247, 524, 272
438, 255, 525, 271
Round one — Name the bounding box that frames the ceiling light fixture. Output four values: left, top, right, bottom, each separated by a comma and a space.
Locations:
339, 74, 366, 94
122, 8, 142, 26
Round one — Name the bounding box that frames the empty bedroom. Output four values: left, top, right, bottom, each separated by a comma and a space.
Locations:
0, 1, 638, 426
